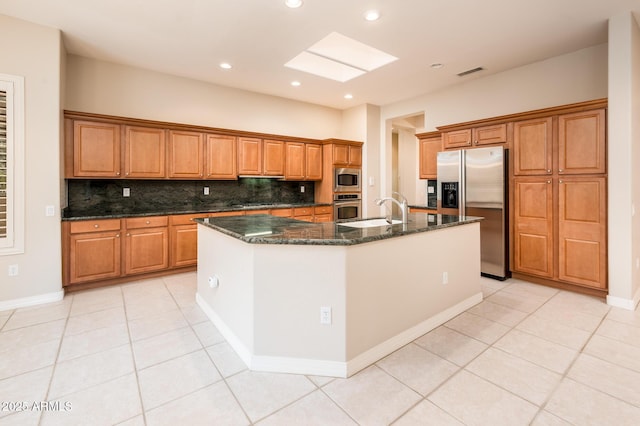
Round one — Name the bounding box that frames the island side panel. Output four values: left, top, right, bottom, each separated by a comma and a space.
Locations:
252, 244, 348, 364
344, 222, 482, 364
196, 224, 256, 356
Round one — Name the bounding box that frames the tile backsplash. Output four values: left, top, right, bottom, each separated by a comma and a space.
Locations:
65, 179, 315, 216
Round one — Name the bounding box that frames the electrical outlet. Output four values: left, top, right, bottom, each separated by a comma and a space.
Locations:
442, 272, 448, 284
45, 205, 55, 217
320, 306, 331, 325
123, 188, 130, 197
8, 264, 18, 276
300, 185, 305, 193
204, 186, 210, 195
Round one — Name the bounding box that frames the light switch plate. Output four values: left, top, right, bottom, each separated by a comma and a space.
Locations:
123, 188, 130, 197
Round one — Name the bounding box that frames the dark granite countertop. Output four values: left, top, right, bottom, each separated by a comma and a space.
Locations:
195, 214, 482, 246
408, 204, 438, 210
61, 202, 331, 221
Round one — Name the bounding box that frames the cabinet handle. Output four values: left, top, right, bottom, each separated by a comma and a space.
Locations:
559, 180, 563, 184
559, 169, 564, 173
474, 140, 478, 145
94, 224, 99, 228
547, 180, 551, 184
116, 172, 120, 176
116, 234, 120, 238
546, 169, 551, 173
126, 233, 130, 237
145, 220, 150, 225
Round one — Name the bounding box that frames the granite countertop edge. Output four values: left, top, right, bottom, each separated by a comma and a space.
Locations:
195, 215, 483, 246
61, 202, 331, 221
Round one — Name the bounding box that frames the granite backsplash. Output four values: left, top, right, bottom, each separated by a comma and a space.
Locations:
65, 179, 315, 216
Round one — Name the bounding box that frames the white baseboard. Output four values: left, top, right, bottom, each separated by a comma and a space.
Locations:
0, 290, 65, 312
607, 286, 640, 311
196, 291, 483, 378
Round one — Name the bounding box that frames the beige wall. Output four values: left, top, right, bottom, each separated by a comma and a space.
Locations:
608, 12, 640, 306
0, 15, 63, 304
65, 55, 342, 140
379, 43, 608, 203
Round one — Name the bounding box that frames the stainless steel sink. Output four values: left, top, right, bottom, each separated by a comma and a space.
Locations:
338, 218, 402, 228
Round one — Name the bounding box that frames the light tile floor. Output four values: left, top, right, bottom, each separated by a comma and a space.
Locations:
1, 272, 640, 425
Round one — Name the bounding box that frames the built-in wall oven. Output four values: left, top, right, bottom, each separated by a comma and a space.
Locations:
334, 168, 361, 192
334, 193, 362, 222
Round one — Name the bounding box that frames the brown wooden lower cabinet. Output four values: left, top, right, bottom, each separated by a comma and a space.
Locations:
557, 176, 607, 289
63, 206, 333, 289
512, 176, 607, 290
68, 220, 122, 284
513, 177, 554, 278
124, 216, 169, 275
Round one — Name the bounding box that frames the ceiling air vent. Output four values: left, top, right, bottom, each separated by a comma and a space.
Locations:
457, 67, 484, 77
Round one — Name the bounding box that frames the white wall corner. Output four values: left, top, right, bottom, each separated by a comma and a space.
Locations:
606, 284, 640, 311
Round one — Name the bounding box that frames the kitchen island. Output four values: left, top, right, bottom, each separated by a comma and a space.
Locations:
195, 214, 483, 377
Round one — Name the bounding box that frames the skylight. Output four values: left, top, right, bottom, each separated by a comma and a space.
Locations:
285, 32, 397, 83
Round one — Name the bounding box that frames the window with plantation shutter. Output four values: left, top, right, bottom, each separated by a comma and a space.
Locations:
0, 74, 24, 254
0, 90, 6, 238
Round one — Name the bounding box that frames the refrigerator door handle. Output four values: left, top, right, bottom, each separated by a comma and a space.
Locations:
459, 150, 466, 216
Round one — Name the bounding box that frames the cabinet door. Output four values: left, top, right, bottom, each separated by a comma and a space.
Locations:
305, 143, 323, 180
513, 117, 553, 176
443, 129, 472, 149
168, 130, 203, 178
348, 145, 362, 167
73, 121, 121, 177
285, 142, 305, 180
124, 126, 166, 178
206, 134, 237, 179
558, 177, 607, 289
558, 109, 606, 175
513, 177, 554, 278
333, 144, 349, 166
69, 231, 121, 283
263, 139, 285, 176
170, 224, 198, 268
472, 124, 507, 146
237, 137, 262, 175
125, 227, 169, 274
419, 137, 441, 179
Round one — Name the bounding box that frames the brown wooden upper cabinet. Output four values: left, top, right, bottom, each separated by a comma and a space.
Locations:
418, 135, 441, 179
124, 126, 166, 178
513, 117, 553, 176
558, 109, 606, 175
442, 123, 508, 149
71, 120, 122, 178
333, 143, 362, 167
206, 134, 237, 179
168, 130, 204, 179
285, 142, 322, 180
237, 137, 285, 176
514, 109, 605, 176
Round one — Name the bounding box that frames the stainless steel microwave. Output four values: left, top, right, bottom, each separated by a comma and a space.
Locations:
334, 167, 361, 192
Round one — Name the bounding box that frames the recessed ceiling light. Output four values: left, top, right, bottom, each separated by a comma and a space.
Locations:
430, 63, 444, 69
344, 94, 353, 99
285, 0, 303, 8
364, 10, 380, 21
291, 81, 301, 87
219, 62, 232, 70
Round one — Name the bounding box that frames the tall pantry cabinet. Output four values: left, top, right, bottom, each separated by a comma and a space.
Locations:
512, 106, 607, 291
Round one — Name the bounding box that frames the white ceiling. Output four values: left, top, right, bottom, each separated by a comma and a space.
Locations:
1, 0, 639, 109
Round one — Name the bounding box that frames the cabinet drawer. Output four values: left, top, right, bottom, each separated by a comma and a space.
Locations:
125, 216, 168, 229
314, 205, 332, 215
169, 214, 207, 226
293, 207, 313, 217
270, 208, 293, 217
69, 219, 121, 234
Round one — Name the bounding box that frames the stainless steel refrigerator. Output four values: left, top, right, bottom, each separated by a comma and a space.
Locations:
437, 146, 509, 280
